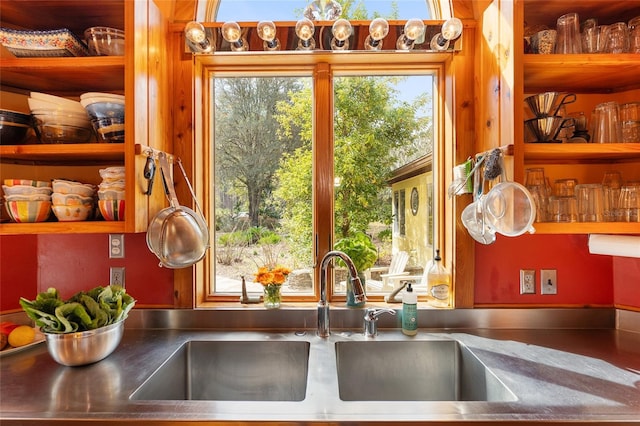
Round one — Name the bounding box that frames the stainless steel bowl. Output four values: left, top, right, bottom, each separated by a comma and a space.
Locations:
44, 321, 124, 366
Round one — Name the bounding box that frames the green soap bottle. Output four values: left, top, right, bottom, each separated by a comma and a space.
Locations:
402, 282, 418, 336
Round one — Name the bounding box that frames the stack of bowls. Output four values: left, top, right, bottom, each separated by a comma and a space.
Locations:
2, 180, 52, 223
97, 167, 125, 221
0, 109, 33, 145
524, 92, 576, 142
80, 93, 125, 143
51, 179, 96, 222
28, 92, 93, 144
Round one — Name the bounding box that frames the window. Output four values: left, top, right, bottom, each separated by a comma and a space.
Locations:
193, 1, 451, 303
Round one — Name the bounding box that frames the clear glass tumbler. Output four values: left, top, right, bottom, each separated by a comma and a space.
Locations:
555, 13, 582, 54
575, 183, 604, 222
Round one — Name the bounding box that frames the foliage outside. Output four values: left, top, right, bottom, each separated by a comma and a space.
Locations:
213, 3, 433, 280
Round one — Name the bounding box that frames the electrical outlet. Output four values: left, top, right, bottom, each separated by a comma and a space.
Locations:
541, 269, 557, 295
520, 269, 536, 294
109, 234, 125, 258
110, 267, 125, 287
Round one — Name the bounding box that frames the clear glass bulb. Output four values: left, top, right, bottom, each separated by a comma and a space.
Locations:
222, 21, 241, 43
257, 20, 280, 51
396, 18, 425, 50
441, 17, 463, 41
404, 19, 425, 41
331, 19, 352, 50
184, 21, 212, 52
295, 18, 316, 50
431, 18, 463, 51
221, 21, 247, 51
185, 21, 207, 44
365, 18, 389, 50
303, 0, 342, 21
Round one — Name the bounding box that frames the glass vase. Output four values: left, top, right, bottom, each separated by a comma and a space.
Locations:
263, 284, 282, 309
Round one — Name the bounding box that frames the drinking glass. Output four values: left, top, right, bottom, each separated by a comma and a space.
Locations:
555, 13, 582, 54
582, 24, 609, 53
630, 16, 640, 53
554, 178, 578, 197
605, 22, 629, 53
525, 168, 549, 222
602, 171, 622, 222
617, 185, 640, 222
575, 183, 604, 222
548, 196, 577, 223
591, 101, 622, 143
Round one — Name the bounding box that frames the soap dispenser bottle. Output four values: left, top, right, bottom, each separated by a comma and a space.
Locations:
427, 249, 451, 307
402, 282, 418, 336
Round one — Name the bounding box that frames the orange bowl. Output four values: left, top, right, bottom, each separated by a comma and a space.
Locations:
98, 199, 125, 221
5, 200, 51, 223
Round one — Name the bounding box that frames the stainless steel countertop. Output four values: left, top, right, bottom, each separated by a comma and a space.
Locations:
1, 308, 639, 424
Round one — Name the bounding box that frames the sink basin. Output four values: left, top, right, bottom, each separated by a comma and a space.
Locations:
335, 340, 516, 401
130, 340, 310, 401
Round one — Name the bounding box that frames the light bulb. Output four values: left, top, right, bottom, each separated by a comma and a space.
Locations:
304, 0, 342, 21
257, 20, 280, 51
442, 17, 463, 40
221, 21, 248, 51
295, 18, 316, 50
396, 18, 425, 50
184, 21, 212, 53
430, 17, 463, 51
365, 18, 389, 50
331, 19, 352, 50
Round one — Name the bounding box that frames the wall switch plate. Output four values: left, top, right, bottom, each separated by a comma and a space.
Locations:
110, 267, 125, 287
109, 234, 125, 258
520, 269, 536, 294
541, 269, 557, 295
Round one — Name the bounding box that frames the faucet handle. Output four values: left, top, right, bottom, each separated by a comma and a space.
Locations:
364, 308, 396, 337
365, 308, 396, 321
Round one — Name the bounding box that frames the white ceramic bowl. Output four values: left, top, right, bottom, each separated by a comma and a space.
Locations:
51, 192, 94, 206
52, 204, 93, 221
97, 189, 125, 200
2, 184, 52, 196
80, 92, 125, 102
28, 97, 85, 114
4, 193, 52, 202
52, 180, 96, 197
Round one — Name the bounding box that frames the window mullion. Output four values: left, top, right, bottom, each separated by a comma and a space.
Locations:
312, 63, 335, 297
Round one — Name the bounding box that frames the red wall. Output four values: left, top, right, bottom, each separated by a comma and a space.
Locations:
475, 233, 640, 308
2, 233, 638, 312
613, 256, 640, 308
0, 233, 174, 311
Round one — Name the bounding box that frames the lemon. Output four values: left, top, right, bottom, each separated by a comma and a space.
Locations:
8, 325, 35, 348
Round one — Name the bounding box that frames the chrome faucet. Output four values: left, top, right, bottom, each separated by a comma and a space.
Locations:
318, 250, 366, 337
364, 308, 396, 337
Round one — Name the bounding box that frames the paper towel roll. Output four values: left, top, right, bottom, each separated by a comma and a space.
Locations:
588, 234, 640, 258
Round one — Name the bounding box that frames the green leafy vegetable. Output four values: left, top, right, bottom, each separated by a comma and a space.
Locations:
19, 285, 136, 334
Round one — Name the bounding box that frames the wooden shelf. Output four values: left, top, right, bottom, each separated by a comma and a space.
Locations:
0, 220, 125, 235
523, 143, 640, 163
0, 56, 124, 94
0, 143, 124, 164
533, 222, 640, 235
523, 54, 640, 94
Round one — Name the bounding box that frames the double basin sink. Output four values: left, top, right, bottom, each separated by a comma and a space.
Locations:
130, 337, 516, 402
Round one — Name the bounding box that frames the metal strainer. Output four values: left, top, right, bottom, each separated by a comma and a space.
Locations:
146, 152, 210, 268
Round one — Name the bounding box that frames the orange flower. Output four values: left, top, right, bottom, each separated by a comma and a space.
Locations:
254, 266, 291, 286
